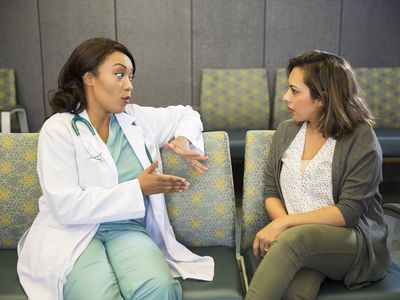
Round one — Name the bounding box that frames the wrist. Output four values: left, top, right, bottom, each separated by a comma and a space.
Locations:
280, 215, 292, 229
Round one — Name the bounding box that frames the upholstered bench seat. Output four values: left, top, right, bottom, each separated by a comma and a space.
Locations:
0, 247, 244, 300
0, 250, 26, 300
243, 247, 400, 300
180, 247, 243, 300
0, 132, 244, 299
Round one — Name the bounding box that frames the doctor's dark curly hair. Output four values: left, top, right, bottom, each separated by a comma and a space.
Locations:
49, 37, 135, 115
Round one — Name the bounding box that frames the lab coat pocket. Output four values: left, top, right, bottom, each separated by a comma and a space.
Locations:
75, 145, 116, 187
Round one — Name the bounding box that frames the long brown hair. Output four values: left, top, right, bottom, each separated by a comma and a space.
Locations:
288, 50, 374, 138
49, 37, 135, 115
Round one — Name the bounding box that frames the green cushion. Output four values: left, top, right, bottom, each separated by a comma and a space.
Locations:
0, 69, 16, 110
0, 68, 21, 132
241, 130, 275, 251
0, 134, 40, 249
272, 68, 290, 128
243, 247, 400, 300
200, 69, 270, 131
353, 68, 400, 129
162, 132, 236, 248
0, 249, 27, 300
180, 246, 243, 300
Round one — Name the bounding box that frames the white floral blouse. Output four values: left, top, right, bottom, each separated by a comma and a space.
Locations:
280, 122, 337, 215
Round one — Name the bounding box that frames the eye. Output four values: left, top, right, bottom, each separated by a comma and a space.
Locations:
115, 72, 124, 79
291, 88, 298, 94
129, 75, 135, 83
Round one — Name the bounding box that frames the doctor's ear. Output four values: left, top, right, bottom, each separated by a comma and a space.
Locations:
82, 72, 94, 86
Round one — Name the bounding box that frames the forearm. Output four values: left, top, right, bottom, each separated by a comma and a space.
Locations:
264, 197, 287, 220
282, 205, 346, 228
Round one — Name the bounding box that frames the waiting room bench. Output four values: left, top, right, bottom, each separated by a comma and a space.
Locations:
0, 132, 244, 300
241, 130, 400, 299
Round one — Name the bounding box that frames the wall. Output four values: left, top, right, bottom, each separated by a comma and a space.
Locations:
0, 0, 399, 131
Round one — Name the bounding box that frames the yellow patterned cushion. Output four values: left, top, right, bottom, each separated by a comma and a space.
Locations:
200, 69, 270, 131
0, 133, 40, 249
353, 68, 400, 128
162, 132, 236, 247
0, 68, 20, 132
241, 130, 275, 250
273, 68, 290, 128
0, 68, 16, 109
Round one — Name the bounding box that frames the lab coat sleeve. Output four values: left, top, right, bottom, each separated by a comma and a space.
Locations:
128, 104, 204, 154
37, 116, 145, 225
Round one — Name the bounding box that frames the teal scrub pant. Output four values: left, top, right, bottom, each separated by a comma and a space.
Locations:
245, 224, 358, 300
63, 227, 182, 300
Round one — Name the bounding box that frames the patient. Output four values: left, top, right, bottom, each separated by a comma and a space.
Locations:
246, 50, 390, 300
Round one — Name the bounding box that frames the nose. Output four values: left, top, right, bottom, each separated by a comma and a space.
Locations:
282, 88, 290, 103
124, 77, 133, 91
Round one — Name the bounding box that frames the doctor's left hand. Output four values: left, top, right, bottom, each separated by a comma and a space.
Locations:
164, 136, 208, 173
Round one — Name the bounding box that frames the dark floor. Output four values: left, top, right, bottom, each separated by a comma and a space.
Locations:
232, 160, 400, 207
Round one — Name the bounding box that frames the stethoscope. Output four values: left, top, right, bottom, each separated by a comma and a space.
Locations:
71, 114, 154, 163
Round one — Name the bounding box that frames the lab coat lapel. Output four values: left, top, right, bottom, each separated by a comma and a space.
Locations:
115, 112, 152, 169
77, 111, 118, 178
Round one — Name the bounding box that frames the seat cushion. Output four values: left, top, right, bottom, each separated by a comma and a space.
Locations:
180, 246, 244, 300
374, 128, 400, 158
242, 247, 400, 300
0, 249, 27, 300
0, 247, 243, 300
227, 130, 247, 161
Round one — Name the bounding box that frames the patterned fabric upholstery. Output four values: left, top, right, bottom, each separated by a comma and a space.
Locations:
0, 68, 19, 132
200, 69, 270, 131
162, 131, 236, 248
0, 134, 40, 249
0, 68, 16, 109
273, 68, 290, 128
0, 132, 236, 250
241, 130, 275, 250
353, 68, 400, 128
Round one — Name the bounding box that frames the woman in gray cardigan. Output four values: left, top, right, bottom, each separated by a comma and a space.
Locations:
245, 51, 390, 300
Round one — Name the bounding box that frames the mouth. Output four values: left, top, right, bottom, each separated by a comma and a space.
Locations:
287, 107, 294, 113
122, 96, 131, 105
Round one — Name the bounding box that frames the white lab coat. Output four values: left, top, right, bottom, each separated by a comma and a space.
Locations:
17, 104, 214, 300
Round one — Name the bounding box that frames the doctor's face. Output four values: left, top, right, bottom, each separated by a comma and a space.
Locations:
85, 51, 134, 115
283, 67, 323, 124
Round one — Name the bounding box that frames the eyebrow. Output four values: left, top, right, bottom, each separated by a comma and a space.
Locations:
112, 63, 133, 71
289, 84, 299, 89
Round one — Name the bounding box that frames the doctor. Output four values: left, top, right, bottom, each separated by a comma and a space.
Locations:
17, 37, 214, 300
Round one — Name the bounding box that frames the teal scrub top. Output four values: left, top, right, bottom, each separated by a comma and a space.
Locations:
98, 114, 149, 232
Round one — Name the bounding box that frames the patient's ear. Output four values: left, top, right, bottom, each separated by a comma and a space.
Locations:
82, 72, 94, 86
316, 99, 324, 108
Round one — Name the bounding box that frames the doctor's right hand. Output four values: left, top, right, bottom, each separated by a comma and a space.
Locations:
138, 160, 190, 195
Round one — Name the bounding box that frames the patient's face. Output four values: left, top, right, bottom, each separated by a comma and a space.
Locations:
282, 67, 323, 124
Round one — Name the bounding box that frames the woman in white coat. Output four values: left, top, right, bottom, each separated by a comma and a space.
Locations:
17, 37, 214, 300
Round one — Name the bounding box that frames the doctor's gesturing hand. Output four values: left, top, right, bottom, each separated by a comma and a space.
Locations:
138, 160, 190, 195
138, 136, 208, 195
163, 136, 209, 173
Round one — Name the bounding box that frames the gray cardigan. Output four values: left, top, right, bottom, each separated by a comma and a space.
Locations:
264, 119, 390, 288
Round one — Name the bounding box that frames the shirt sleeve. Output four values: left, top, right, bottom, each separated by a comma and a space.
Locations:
264, 122, 286, 200
126, 104, 205, 154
